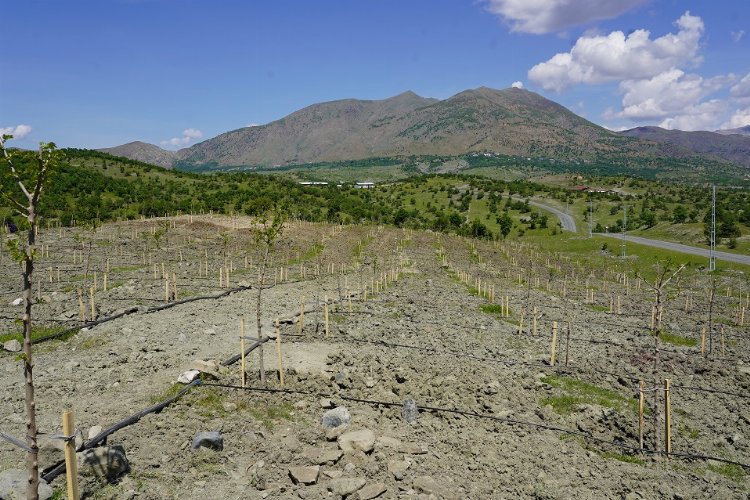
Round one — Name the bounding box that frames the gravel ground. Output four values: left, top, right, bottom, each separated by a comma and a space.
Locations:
0, 218, 748, 499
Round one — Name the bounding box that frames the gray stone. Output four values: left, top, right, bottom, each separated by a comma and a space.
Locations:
77, 445, 130, 481
2, 339, 21, 352
322, 406, 351, 429
328, 477, 366, 496
88, 425, 103, 440
304, 447, 344, 465
191, 431, 224, 451
338, 429, 376, 453
413, 476, 455, 499
326, 424, 349, 441
0, 469, 53, 500
401, 398, 419, 424
387, 459, 410, 481
319, 398, 334, 409
189, 359, 219, 378
178, 369, 201, 384
289, 465, 320, 485
334, 372, 351, 388
356, 482, 387, 500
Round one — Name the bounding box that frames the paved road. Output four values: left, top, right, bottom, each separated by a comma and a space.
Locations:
527, 200, 577, 232
516, 199, 749, 266
598, 233, 750, 266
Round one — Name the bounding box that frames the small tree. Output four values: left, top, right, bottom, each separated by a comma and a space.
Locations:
251, 210, 285, 384
637, 259, 685, 451
1, 135, 59, 500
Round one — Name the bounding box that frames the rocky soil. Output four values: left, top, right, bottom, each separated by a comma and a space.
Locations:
0, 217, 748, 499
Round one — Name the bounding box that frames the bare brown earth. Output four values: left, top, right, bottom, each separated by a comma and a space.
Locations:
1, 217, 749, 499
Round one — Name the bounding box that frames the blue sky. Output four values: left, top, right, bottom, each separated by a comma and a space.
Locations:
2, 0, 749, 150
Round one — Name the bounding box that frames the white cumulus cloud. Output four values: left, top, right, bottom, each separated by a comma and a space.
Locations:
160, 128, 203, 147
617, 69, 729, 121
731, 30, 745, 43
730, 71, 750, 100
528, 11, 704, 92
511, 81, 524, 89
483, 0, 649, 34
658, 100, 726, 131
722, 108, 750, 129
0, 124, 32, 140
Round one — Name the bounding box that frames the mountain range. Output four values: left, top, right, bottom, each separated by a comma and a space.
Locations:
97, 87, 750, 173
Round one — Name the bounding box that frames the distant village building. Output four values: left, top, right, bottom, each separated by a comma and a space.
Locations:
355, 182, 375, 189
570, 185, 589, 192
299, 181, 329, 186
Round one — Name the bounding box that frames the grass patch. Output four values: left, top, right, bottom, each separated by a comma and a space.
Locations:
656, 331, 698, 347
329, 313, 346, 324
149, 383, 185, 405
678, 423, 700, 440
600, 451, 644, 465
191, 387, 294, 429
288, 241, 324, 265
708, 462, 746, 482
189, 449, 228, 478
540, 375, 629, 415
247, 402, 295, 430
589, 304, 609, 312
0, 324, 75, 346
480, 304, 503, 314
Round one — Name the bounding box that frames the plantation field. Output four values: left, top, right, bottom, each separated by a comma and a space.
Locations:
1, 216, 749, 498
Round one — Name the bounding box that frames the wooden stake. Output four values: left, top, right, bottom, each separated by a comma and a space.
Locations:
299, 297, 305, 335
700, 327, 706, 356
172, 271, 177, 300
638, 380, 645, 452
741, 307, 745, 327
62, 410, 80, 500
564, 321, 571, 366
103, 273, 108, 292
550, 321, 558, 366
517, 308, 525, 335
720, 325, 725, 356
89, 286, 95, 320
324, 294, 330, 337
240, 319, 246, 387
532, 306, 538, 336
275, 317, 284, 387
664, 379, 671, 457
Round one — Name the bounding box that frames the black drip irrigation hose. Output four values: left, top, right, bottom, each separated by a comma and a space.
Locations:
29, 307, 140, 345
200, 382, 750, 471
41, 379, 200, 483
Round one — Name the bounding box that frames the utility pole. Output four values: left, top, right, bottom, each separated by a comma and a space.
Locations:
621, 205, 628, 258
709, 185, 716, 271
